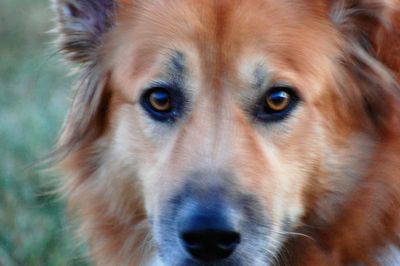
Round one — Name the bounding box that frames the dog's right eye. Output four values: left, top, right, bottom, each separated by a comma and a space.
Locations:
141, 86, 185, 123
254, 85, 300, 123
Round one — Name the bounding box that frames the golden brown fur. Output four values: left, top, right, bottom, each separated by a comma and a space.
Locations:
54, 0, 400, 265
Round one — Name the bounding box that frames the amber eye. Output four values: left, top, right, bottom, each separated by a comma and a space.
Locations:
141, 85, 185, 123
266, 90, 291, 112
255, 85, 299, 122
147, 88, 172, 112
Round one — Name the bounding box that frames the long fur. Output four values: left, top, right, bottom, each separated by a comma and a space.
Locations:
53, 0, 400, 265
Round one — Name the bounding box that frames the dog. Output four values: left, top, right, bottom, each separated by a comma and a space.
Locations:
53, 0, 400, 265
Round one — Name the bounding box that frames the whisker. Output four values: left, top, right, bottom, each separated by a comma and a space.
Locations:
269, 229, 315, 242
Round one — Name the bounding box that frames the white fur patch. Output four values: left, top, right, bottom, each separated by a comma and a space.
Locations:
145, 255, 164, 266
376, 244, 400, 266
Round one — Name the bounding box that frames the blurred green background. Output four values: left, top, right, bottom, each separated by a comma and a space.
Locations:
0, 0, 88, 264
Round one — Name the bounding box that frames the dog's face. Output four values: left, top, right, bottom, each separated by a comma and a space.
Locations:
55, 0, 398, 265
105, 2, 360, 264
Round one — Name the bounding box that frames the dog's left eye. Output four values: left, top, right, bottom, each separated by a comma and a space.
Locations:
148, 89, 172, 112
255, 85, 300, 122
141, 86, 185, 123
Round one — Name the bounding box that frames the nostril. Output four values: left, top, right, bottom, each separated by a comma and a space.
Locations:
216, 231, 241, 250
181, 231, 205, 250
180, 230, 241, 262
182, 230, 240, 249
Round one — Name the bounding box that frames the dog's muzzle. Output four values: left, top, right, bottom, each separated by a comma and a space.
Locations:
154, 174, 270, 266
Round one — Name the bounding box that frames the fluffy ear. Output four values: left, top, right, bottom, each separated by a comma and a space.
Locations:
54, 0, 116, 162
330, 0, 399, 59
55, 0, 116, 63
330, 0, 400, 134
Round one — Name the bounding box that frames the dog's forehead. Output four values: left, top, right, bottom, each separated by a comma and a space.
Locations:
108, 0, 338, 97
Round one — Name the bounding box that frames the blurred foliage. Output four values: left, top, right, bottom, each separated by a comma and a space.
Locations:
0, 0, 88, 265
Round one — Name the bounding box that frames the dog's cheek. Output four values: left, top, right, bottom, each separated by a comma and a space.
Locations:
109, 95, 191, 226
228, 113, 314, 234
295, 101, 376, 224
272, 113, 328, 229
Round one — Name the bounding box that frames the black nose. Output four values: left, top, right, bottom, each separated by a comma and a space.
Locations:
178, 204, 241, 262
181, 229, 240, 261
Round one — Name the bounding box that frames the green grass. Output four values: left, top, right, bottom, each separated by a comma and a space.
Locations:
0, 0, 88, 264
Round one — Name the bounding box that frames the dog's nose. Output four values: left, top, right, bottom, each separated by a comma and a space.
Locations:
181, 228, 240, 261
178, 203, 241, 261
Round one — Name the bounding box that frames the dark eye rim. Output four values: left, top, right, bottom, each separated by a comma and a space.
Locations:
140, 84, 185, 123
254, 85, 300, 123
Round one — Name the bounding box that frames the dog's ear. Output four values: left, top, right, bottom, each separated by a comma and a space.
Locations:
330, 0, 400, 134
55, 0, 116, 63
54, 0, 117, 164
330, 0, 400, 67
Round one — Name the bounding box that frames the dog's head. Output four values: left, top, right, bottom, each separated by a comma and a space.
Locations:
54, 0, 400, 265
